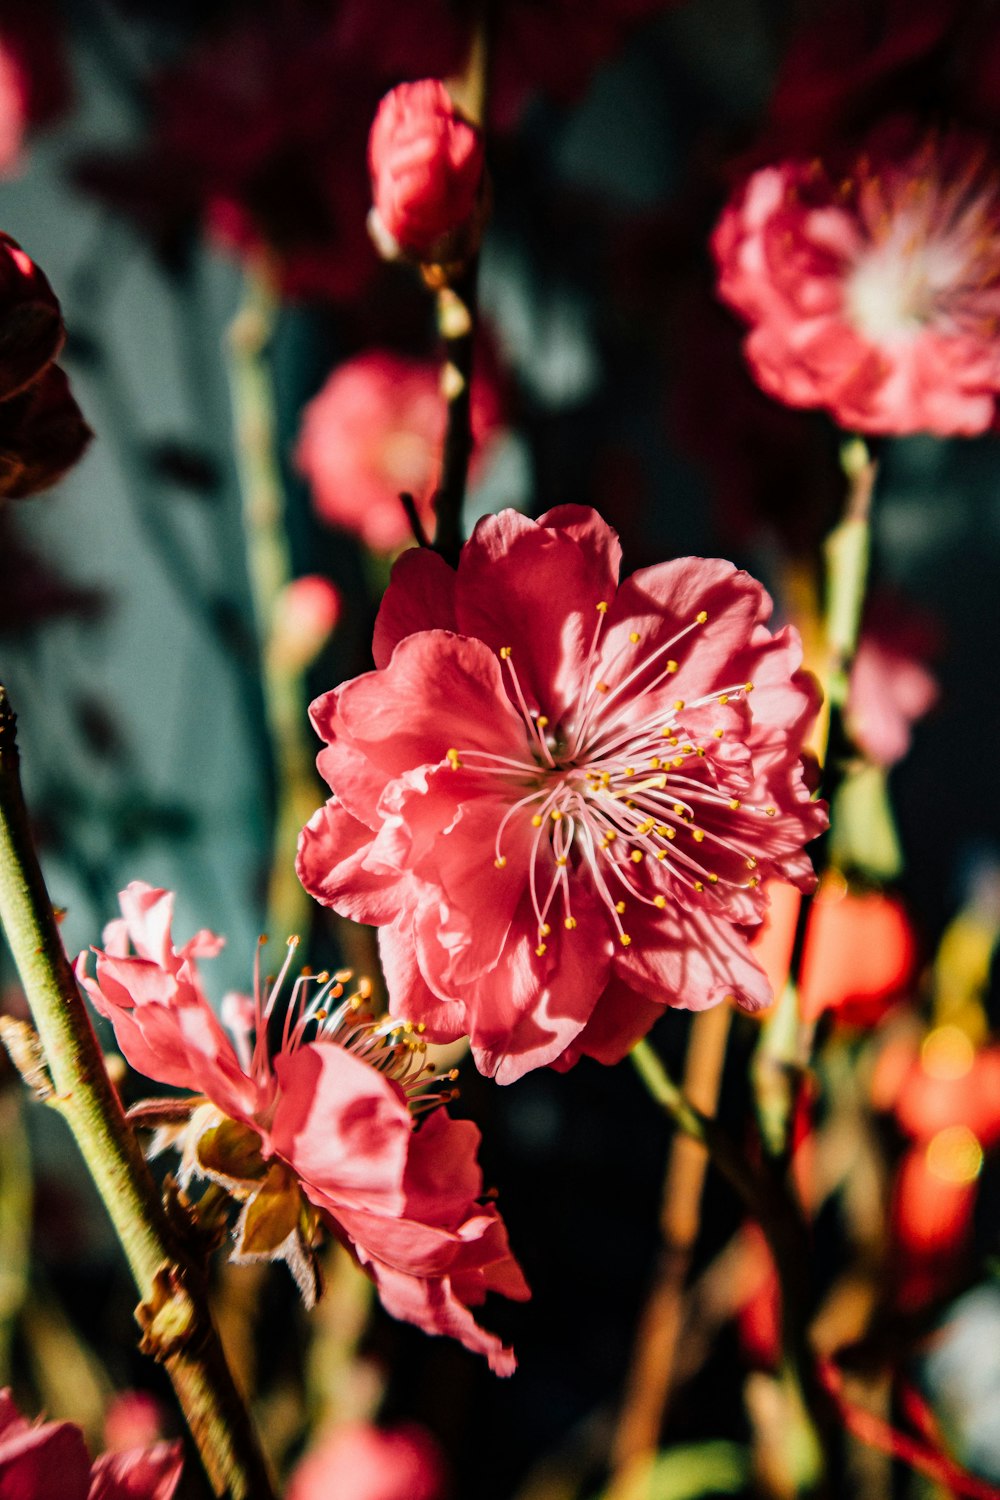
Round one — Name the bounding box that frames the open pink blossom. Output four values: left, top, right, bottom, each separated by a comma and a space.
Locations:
287, 1421, 447, 1500
297, 506, 826, 1083
76, 884, 528, 1375
294, 349, 500, 553
368, 79, 485, 263
0, 1388, 182, 1500
712, 121, 1000, 435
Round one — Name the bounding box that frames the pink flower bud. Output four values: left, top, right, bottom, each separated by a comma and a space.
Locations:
368, 80, 484, 263
270, 575, 342, 674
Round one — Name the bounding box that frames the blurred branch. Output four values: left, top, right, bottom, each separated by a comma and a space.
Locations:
227, 271, 320, 944
0, 685, 277, 1500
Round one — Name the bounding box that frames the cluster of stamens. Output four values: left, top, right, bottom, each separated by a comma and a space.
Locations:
243, 938, 459, 1114
444, 600, 778, 959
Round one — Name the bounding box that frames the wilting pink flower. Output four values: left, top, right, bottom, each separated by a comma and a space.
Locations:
368, 80, 484, 263
712, 122, 1000, 436
286, 1421, 447, 1500
294, 349, 500, 553
76, 884, 528, 1374
297, 506, 826, 1083
0, 1388, 182, 1499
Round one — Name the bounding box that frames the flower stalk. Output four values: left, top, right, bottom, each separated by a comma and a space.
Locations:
0, 685, 278, 1500
227, 268, 320, 945
630, 1038, 833, 1497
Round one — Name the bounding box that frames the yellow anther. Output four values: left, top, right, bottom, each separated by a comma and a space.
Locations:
673, 699, 685, 711
696, 610, 708, 624
556, 856, 568, 867
494, 856, 507, 869
713, 728, 724, 739
631, 849, 644, 863
604, 829, 617, 842
666, 660, 678, 674
696, 747, 706, 757
537, 715, 549, 729
637, 818, 655, 835
692, 829, 705, 843
729, 798, 741, 810
668, 736, 679, 746
601, 771, 611, 786
765, 805, 776, 817
596, 601, 609, 613
357, 978, 373, 1000
596, 681, 610, 693
745, 681, 754, 691
550, 809, 563, 821
446, 747, 461, 769
540, 923, 551, 936
624, 767, 635, 777
417, 1023, 426, 1034
287, 934, 301, 949
748, 876, 759, 888
499, 646, 512, 659
672, 757, 684, 768
719, 694, 729, 704
653, 895, 667, 908
656, 850, 667, 860
535, 943, 547, 957
564, 917, 578, 930
673, 803, 685, 816
708, 873, 719, 884
649, 757, 662, 770
619, 933, 632, 947
532, 814, 543, 827
629, 631, 640, 644
694, 881, 704, 892
615, 901, 626, 914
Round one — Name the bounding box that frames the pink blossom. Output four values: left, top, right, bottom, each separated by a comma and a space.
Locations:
712, 122, 1000, 436
286, 1421, 447, 1500
0, 1388, 182, 1500
294, 350, 500, 553
76, 884, 528, 1374
297, 506, 826, 1083
847, 600, 938, 766
368, 80, 485, 263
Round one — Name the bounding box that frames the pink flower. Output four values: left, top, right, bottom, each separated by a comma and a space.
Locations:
297, 506, 826, 1083
847, 599, 938, 767
270, 575, 342, 674
286, 1421, 447, 1500
76, 884, 528, 1375
294, 349, 500, 553
712, 122, 1000, 435
0, 3, 71, 179
368, 80, 485, 263
0, 1387, 182, 1500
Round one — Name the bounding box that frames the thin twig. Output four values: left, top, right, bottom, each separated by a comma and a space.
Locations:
0, 686, 277, 1500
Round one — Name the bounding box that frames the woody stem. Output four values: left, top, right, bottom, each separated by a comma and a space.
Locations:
0, 686, 278, 1500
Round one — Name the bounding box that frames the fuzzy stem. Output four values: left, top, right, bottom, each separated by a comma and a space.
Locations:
227, 271, 319, 945
0, 686, 277, 1500
630, 1039, 832, 1497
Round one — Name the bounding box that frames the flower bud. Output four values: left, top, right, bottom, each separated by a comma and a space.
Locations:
269, 575, 342, 675
368, 79, 485, 264
0, 231, 63, 401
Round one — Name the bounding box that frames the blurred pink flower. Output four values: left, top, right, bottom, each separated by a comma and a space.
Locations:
0, 2, 71, 179
847, 603, 938, 766
270, 575, 342, 674
712, 121, 1000, 435
294, 349, 500, 553
76, 884, 528, 1373
368, 80, 485, 263
0, 1388, 181, 1499
287, 1421, 447, 1500
297, 506, 826, 1083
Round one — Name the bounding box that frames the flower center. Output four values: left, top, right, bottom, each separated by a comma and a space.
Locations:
446, 601, 776, 956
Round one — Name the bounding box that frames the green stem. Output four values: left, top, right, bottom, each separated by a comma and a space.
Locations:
227, 271, 319, 945
0, 687, 277, 1500
630, 1039, 832, 1496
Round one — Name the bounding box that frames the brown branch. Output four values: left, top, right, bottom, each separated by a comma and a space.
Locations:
0, 686, 277, 1500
